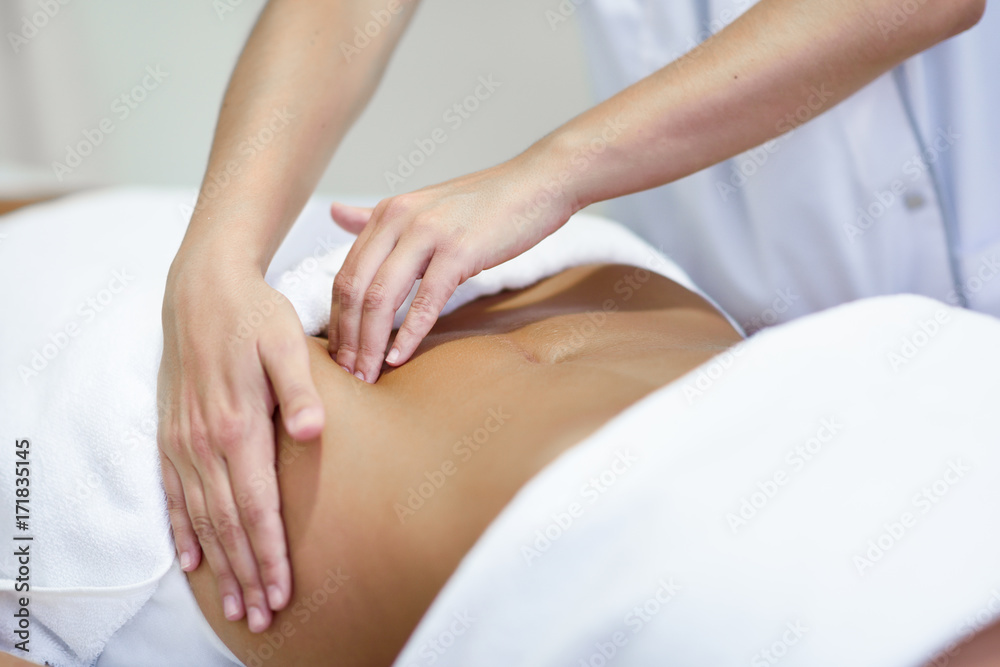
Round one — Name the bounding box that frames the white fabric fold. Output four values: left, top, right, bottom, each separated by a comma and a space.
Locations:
392, 295, 1000, 667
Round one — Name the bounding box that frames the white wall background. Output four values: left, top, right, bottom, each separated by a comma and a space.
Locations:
0, 0, 594, 199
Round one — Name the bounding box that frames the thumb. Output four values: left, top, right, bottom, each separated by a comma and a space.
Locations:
259, 334, 325, 441
329, 202, 375, 235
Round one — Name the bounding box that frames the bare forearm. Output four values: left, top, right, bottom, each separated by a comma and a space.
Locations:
532, 0, 985, 211
0, 651, 35, 667
177, 0, 419, 273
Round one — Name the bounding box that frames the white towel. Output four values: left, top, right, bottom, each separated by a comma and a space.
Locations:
0, 187, 726, 666
0, 188, 186, 667
392, 295, 1000, 667
273, 211, 741, 337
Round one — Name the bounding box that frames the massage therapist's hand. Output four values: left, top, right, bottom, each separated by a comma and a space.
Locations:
157, 250, 324, 633
329, 155, 576, 382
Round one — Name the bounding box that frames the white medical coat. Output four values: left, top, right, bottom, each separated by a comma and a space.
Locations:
575, 0, 1000, 332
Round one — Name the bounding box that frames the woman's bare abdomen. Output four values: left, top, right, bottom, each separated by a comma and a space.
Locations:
186, 264, 742, 666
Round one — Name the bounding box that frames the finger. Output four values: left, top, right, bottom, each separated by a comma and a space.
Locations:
160, 452, 201, 572
327, 201, 387, 359
329, 202, 374, 235
354, 241, 433, 383
386, 254, 462, 367
260, 331, 324, 441
332, 229, 398, 376
178, 462, 246, 624
227, 427, 292, 615
200, 458, 274, 633
327, 289, 342, 360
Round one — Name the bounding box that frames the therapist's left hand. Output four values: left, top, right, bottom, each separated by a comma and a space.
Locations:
328, 156, 574, 382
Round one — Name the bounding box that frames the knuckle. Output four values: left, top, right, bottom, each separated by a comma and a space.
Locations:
437, 236, 466, 259
363, 282, 390, 313
255, 532, 286, 568
409, 213, 439, 237
191, 515, 216, 543
380, 195, 411, 220
372, 197, 391, 218
154, 416, 173, 440
157, 416, 184, 453
215, 512, 245, 549
334, 272, 363, 309
357, 338, 385, 358
240, 502, 269, 531
165, 491, 187, 514
158, 432, 181, 456
337, 342, 357, 357
257, 550, 286, 579
187, 428, 214, 462
409, 292, 439, 317
208, 416, 243, 453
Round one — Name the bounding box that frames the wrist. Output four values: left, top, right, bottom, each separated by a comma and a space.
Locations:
514, 133, 586, 225
175, 205, 273, 274
167, 233, 264, 291
520, 120, 622, 217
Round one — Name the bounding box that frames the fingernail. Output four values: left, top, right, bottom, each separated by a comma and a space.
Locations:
288, 407, 322, 435
354, 370, 366, 383
248, 606, 266, 633
386, 348, 400, 364
180, 551, 193, 571
267, 585, 284, 609
223, 595, 240, 621
339, 364, 351, 374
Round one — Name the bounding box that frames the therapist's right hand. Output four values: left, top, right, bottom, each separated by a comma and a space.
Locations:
329, 155, 578, 383
157, 251, 325, 633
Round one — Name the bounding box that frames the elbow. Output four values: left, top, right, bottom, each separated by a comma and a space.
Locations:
943, 0, 986, 38
882, 0, 988, 43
